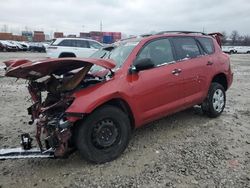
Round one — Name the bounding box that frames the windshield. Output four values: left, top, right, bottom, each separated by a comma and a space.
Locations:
90, 41, 139, 72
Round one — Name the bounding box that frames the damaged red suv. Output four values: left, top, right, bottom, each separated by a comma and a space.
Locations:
3, 31, 233, 163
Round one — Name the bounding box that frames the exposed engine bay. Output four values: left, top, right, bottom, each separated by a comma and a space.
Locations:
28, 69, 105, 157
0, 58, 115, 159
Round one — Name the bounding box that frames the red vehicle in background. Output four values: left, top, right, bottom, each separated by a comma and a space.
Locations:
1, 31, 233, 163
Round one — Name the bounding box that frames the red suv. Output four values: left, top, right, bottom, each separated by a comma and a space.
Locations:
3, 31, 233, 163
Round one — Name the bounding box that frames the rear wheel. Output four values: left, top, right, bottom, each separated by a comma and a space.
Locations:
229, 50, 235, 54
201, 83, 226, 118
76, 105, 131, 163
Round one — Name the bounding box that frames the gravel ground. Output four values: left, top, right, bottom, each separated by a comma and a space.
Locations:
0, 52, 249, 188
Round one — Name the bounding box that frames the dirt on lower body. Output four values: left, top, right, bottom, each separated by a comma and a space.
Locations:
0, 52, 249, 188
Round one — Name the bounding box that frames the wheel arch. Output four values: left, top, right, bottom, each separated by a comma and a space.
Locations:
59, 52, 76, 58
92, 98, 136, 130
211, 73, 228, 91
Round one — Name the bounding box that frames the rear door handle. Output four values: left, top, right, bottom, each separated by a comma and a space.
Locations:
172, 68, 182, 75
207, 61, 213, 65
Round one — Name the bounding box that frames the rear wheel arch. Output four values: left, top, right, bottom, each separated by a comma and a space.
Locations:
211, 73, 228, 91
59, 52, 76, 58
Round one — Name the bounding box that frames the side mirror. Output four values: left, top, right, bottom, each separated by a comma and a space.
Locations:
129, 58, 154, 74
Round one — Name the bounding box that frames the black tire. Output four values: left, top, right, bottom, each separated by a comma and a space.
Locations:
201, 83, 226, 118
76, 105, 131, 163
59, 53, 76, 58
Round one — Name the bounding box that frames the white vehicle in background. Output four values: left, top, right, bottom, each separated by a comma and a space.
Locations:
9, 41, 29, 51
18, 42, 29, 51
0, 40, 18, 51
8, 41, 23, 50
46, 38, 103, 58
42, 42, 49, 50
222, 46, 237, 54
234, 46, 250, 54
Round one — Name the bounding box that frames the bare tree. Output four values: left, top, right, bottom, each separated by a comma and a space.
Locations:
221, 31, 227, 45
230, 30, 239, 45
242, 35, 250, 46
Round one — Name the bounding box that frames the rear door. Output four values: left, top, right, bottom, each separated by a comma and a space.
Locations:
171, 37, 209, 106
76, 40, 97, 57
129, 38, 185, 123
196, 37, 217, 95
57, 39, 74, 53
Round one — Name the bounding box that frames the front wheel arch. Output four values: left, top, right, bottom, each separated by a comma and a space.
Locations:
75, 105, 131, 163
90, 98, 136, 130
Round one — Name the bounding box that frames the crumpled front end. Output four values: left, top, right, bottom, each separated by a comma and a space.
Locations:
27, 81, 75, 157
1, 58, 115, 158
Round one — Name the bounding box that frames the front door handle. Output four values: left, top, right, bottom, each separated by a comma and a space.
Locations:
207, 61, 213, 65
172, 68, 182, 75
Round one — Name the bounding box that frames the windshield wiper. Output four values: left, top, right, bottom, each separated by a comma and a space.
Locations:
100, 52, 107, 58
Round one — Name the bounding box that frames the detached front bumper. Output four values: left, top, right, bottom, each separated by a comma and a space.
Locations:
0, 148, 54, 160
0, 133, 54, 160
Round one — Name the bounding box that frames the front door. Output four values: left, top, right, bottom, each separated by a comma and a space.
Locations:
128, 38, 186, 124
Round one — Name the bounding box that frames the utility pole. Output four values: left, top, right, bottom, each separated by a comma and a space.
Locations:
3, 24, 8, 32
202, 27, 205, 33
100, 21, 102, 32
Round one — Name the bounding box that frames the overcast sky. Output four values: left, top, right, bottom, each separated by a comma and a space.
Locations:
1, 0, 250, 36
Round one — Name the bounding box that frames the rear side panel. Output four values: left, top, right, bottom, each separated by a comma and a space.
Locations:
208, 38, 233, 90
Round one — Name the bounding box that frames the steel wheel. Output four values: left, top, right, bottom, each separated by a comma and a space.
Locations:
212, 89, 225, 113
91, 118, 120, 149
202, 83, 226, 118
76, 105, 131, 163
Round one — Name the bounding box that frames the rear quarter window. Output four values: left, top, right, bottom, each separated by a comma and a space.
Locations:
197, 37, 215, 54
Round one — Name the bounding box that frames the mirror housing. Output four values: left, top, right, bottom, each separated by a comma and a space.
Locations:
129, 58, 154, 74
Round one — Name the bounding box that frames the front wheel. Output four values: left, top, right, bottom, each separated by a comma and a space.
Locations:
76, 105, 131, 163
201, 83, 226, 118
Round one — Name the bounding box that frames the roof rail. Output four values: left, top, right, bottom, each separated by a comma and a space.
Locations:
156, 31, 207, 35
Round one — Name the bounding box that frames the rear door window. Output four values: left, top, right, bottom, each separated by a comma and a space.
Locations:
58, 39, 89, 48
197, 37, 215, 54
171, 37, 201, 60
76, 40, 89, 48
137, 38, 174, 66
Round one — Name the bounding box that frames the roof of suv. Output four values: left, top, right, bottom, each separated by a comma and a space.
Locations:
51, 37, 102, 46
119, 32, 215, 44
55, 37, 97, 41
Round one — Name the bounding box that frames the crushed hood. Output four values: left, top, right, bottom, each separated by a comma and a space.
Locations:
4, 58, 116, 80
